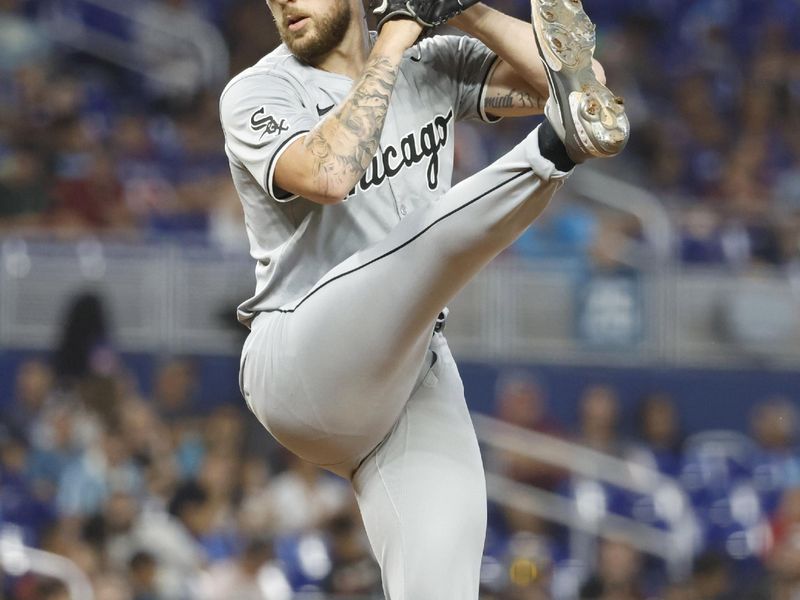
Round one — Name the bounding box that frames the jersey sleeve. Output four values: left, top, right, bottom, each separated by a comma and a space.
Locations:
220, 73, 317, 202
421, 35, 501, 124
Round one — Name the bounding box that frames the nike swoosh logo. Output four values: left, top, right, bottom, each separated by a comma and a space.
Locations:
410, 51, 422, 63
317, 103, 334, 116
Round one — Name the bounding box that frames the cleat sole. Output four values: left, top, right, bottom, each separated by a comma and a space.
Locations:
532, 0, 629, 160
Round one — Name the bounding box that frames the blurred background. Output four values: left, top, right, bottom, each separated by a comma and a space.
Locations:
1, 0, 800, 598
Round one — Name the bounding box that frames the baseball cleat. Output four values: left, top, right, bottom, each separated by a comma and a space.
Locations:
532, 0, 630, 162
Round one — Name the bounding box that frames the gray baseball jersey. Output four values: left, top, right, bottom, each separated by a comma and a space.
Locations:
219, 35, 499, 327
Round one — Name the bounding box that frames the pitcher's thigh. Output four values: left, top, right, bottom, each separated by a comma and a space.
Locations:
242, 310, 439, 476
353, 341, 487, 599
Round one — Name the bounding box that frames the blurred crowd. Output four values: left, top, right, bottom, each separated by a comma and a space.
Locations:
2, 1, 800, 599
1, 295, 800, 599
0, 0, 264, 250
1, 0, 800, 268
1, 354, 378, 600
487, 372, 800, 599
595, 0, 800, 271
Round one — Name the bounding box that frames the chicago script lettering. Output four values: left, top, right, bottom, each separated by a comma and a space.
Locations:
350, 109, 454, 196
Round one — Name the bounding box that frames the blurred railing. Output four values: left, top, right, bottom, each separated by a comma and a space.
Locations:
473, 414, 699, 581
0, 521, 380, 600
1, 522, 381, 599
0, 525, 95, 600
0, 237, 799, 366
36, 0, 229, 96
567, 167, 678, 361
568, 167, 675, 262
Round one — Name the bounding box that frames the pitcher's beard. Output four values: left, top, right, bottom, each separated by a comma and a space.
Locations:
279, 1, 352, 63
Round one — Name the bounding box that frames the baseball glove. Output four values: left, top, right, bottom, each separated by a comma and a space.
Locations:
371, 0, 479, 31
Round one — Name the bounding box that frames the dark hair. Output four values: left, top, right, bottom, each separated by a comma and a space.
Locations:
579, 576, 604, 599
168, 480, 208, 517
130, 550, 157, 570
692, 551, 729, 577
54, 292, 109, 380
329, 513, 355, 536
634, 391, 682, 447
37, 579, 69, 600
244, 538, 272, 561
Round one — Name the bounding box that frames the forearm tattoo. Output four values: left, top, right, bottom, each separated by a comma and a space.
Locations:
485, 88, 547, 112
304, 56, 399, 197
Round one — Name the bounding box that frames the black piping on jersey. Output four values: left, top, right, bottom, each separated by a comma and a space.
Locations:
264, 169, 529, 314
265, 52, 499, 201
267, 129, 310, 202
477, 54, 503, 124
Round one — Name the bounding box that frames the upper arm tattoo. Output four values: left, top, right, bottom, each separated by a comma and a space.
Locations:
303, 56, 399, 197
485, 88, 547, 113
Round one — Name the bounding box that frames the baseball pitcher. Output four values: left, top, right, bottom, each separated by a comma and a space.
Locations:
220, 0, 629, 596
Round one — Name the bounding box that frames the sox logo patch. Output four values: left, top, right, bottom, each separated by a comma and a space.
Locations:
250, 107, 288, 138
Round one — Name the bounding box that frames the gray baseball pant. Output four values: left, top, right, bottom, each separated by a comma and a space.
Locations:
239, 125, 569, 599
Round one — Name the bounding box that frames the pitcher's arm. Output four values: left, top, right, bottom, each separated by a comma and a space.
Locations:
274, 21, 422, 205
450, 3, 605, 117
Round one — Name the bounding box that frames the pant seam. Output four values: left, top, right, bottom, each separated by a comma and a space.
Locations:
375, 415, 408, 600
265, 169, 531, 314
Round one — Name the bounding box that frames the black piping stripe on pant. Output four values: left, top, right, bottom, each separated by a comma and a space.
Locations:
264, 169, 530, 315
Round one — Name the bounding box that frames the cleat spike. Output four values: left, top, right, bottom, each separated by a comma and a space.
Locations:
531, 0, 630, 161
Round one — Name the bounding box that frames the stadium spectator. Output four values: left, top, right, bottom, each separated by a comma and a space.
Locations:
747, 488, 800, 598
26, 404, 79, 508
153, 359, 198, 425
634, 392, 684, 477
687, 552, 734, 600
679, 205, 727, 265
55, 427, 142, 517
0, 147, 52, 231
576, 384, 630, 458
0, 0, 50, 72
36, 580, 70, 600
750, 397, 800, 511
752, 397, 799, 461
240, 454, 350, 536
83, 491, 139, 569
127, 551, 158, 600
133, 1, 223, 100
50, 149, 132, 234
53, 293, 115, 384
197, 538, 282, 600
7, 359, 54, 438
579, 540, 645, 600
0, 423, 54, 543
322, 513, 382, 595
196, 449, 240, 561
494, 371, 565, 490
120, 480, 211, 599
